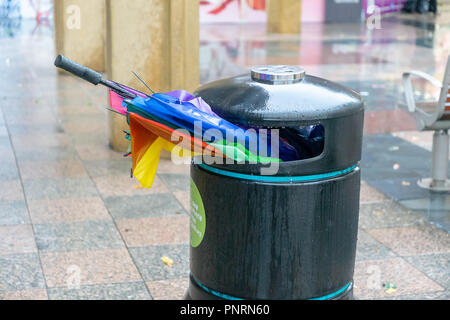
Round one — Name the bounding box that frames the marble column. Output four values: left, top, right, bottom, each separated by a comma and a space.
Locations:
54, 0, 106, 71
267, 0, 302, 34
105, 0, 200, 152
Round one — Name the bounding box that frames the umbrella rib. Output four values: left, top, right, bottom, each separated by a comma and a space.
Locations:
131, 71, 156, 94
106, 107, 128, 116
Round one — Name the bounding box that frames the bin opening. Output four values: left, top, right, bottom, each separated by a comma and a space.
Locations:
241, 124, 324, 162
279, 124, 325, 162
216, 124, 325, 163
218, 123, 325, 163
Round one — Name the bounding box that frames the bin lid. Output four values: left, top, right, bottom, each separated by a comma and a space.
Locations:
194, 65, 363, 127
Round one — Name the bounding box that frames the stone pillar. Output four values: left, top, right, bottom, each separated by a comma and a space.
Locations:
54, 0, 106, 71
105, 0, 200, 152
267, 0, 302, 34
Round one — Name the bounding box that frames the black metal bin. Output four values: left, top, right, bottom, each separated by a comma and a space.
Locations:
185, 65, 364, 300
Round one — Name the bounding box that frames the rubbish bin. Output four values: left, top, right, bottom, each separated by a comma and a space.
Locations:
185, 66, 364, 300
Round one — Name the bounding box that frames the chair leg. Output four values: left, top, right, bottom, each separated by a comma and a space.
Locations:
418, 130, 450, 192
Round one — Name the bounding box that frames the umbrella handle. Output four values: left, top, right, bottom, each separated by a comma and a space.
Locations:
54, 55, 137, 99
54, 54, 102, 85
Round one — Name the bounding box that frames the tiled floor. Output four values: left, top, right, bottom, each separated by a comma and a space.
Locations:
0, 13, 449, 300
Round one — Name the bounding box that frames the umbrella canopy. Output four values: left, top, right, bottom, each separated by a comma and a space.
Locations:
54, 55, 288, 189
121, 90, 284, 187
129, 112, 224, 188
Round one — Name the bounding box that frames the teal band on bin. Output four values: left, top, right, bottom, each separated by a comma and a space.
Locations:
193, 277, 352, 300
197, 163, 358, 183
308, 282, 352, 300
195, 279, 244, 301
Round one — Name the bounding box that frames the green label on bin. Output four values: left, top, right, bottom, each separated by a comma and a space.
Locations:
190, 179, 206, 248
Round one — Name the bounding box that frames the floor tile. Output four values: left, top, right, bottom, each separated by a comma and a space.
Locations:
363, 111, 419, 134
399, 196, 450, 233
404, 253, 450, 289
75, 145, 124, 161
378, 290, 450, 300
353, 258, 444, 299
158, 174, 190, 192
22, 178, 98, 200
392, 131, 434, 152
367, 153, 432, 175
359, 200, 425, 229
61, 117, 105, 135
83, 159, 132, 177
93, 175, 168, 198
146, 277, 189, 300
0, 180, 24, 202
47, 92, 97, 107
14, 147, 79, 162
361, 135, 436, 186
157, 159, 190, 175
104, 193, 186, 220
361, 164, 423, 183
11, 133, 72, 152
0, 145, 15, 163
4, 109, 59, 126
6, 123, 65, 136
47, 282, 151, 300
129, 244, 190, 281
360, 181, 389, 203
356, 229, 397, 261
367, 224, 450, 256
367, 178, 433, 202
0, 136, 11, 149
0, 125, 7, 137
19, 160, 88, 180
40, 249, 142, 288
34, 220, 124, 252
57, 105, 104, 117
173, 191, 190, 213
0, 289, 48, 300
0, 201, 29, 225
365, 134, 427, 153
70, 132, 108, 146
28, 197, 110, 224
117, 216, 190, 247
0, 225, 36, 255
0, 253, 46, 293
0, 161, 20, 181
398, 194, 450, 213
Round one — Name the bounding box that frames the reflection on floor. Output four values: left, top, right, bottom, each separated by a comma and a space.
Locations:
362, 134, 450, 231
0, 13, 448, 300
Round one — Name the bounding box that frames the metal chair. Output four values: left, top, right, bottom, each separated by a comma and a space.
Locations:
401, 55, 450, 191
